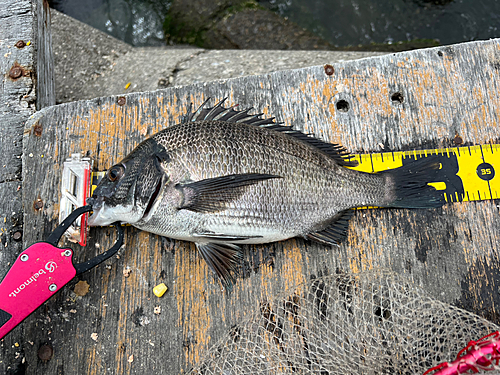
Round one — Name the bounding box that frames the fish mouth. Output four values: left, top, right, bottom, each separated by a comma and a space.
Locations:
87, 197, 106, 226
87, 210, 101, 226
141, 178, 163, 221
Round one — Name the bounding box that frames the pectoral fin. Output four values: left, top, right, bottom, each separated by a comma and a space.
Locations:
196, 242, 243, 288
178, 173, 280, 213
306, 210, 354, 245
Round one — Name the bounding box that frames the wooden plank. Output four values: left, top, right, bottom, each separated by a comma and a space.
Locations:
35, 0, 55, 109
0, 0, 54, 372
22, 39, 500, 374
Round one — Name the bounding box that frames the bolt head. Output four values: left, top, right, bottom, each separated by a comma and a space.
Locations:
454, 134, 463, 145
20, 254, 29, 261
38, 344, 54, 361
9, 66, 22, 79
49, 284, 57, 292
13, 231, 22, 241
33, 199, 43, 211
33, 124, 43, 136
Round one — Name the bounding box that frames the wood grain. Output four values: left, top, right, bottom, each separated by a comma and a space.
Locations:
22, 39, 500, 374
0, 0, 53, 373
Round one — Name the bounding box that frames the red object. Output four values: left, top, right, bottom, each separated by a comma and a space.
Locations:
423, 331, 500, 375
0, 242, 76, 339
79, 163, 91, 246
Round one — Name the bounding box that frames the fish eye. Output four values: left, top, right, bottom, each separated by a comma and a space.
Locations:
108, 165, 125, 182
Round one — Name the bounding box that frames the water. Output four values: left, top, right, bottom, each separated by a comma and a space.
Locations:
261, 0, 500, 47
50, 0, 500, 47
50, 0, 170, 46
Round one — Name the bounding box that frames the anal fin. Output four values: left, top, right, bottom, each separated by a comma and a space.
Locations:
196, 242, 243, 289
306, 210, 354, 246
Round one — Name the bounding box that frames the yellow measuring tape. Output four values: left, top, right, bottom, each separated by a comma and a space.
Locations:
91, 144, 500, 203
347, 144, 500, 203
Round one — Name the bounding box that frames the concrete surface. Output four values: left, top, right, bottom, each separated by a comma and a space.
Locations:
51, 9, 387, 104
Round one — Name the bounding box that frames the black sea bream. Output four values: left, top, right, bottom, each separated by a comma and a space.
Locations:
88, 99, 444, 285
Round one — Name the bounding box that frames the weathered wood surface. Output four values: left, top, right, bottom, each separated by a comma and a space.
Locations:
21, 39, 500, 374
0, 0, 53, 373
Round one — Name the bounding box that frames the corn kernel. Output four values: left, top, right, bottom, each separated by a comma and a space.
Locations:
124, 82, 131, 89
153, 283, 167, 297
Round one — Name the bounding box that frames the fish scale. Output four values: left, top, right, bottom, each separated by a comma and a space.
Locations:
88, 99, 444, 286
151, 123, 380, 232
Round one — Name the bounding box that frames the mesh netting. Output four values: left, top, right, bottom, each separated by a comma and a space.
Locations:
190, 271, 499, 375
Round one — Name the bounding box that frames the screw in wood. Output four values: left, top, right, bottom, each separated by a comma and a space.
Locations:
33, 199, 43, 211
13, 231, 22, 241
38, 344, 54, 361
324, 64, 334, 76
9, 66, 23, 79
33, 124, 43, 136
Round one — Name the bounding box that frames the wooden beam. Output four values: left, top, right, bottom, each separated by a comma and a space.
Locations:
0, 0, 54, 372
22, 39, 500, 374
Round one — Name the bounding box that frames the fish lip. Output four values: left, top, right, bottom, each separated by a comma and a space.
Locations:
88, 207, 103, 227
87, 197, 106, 226
88, 204, 120, 227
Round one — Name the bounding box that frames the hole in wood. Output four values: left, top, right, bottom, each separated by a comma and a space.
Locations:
391, 92, 404, 104
336, 100, 349, 112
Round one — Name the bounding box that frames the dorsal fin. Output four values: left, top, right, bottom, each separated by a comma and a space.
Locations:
184, 98, 358, 167
262, 124, 358, 167
185, 98, 276, 126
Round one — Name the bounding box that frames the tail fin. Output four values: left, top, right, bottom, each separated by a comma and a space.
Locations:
381, 157, 446, 209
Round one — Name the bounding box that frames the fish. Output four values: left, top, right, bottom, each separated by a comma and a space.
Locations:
87, 99, 444, 286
